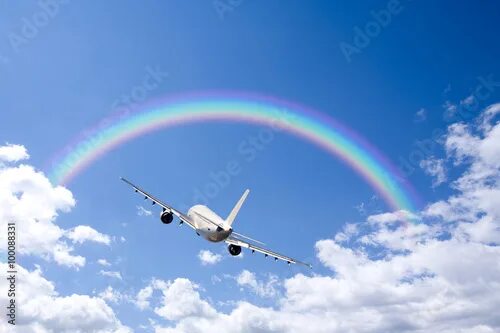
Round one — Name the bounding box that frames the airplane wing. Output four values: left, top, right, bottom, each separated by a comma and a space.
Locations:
226, 234, 312, 268
120, 177, 196, 230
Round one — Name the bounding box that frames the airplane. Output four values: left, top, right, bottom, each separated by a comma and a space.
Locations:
120, 177, 311, 268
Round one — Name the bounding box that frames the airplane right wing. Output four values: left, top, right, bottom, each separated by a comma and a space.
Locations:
226, 234, 312, 268
120, 177, 196, 230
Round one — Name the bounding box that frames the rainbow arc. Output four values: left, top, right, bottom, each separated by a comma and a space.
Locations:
48, 92, 420, 215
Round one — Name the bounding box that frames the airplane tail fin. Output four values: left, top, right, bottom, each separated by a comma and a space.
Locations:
226, 189, 250, 227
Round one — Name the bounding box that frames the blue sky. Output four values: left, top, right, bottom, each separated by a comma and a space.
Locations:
1, 1, 500, 332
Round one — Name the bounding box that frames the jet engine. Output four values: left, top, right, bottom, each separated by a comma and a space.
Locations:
228, 244, 242, 256
160, 210, 173, 224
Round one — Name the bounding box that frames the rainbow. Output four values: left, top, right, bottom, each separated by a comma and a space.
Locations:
48, 92, 420, 215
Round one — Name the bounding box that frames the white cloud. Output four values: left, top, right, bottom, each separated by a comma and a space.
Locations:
136, 278, 216, 322
0, 264, 131, 333
137, 205, 153, 216
135, 285, 154, 310
363, 221, 435, 252
367, 210, 419, 225
197, 250, 222, 266
426, 103, 500, 225
0, 143, 29, 163
334, 223, 358, 242
443, 100, 458, 120
420, 157, 447, 187
98, 286, 126, 304
150, 224, 500, 333
236, 270, 280, 298
414, 108, 427, 122
66, 225, 111, 245
480, 103, 500, 131
0, 145, 194, 330
155, 278, 217, 321
52, 243, 86, 268
445, 123, 480, 164
97, 259, 111, 267
0, 151, 84, 268
100, 270, 123, 280
0, 145, 114, 269
460, 94, 475, 107
354, 202, 366, 215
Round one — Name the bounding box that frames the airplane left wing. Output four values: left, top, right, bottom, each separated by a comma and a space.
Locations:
226, 234, 312, 268
120, 177, 196, 229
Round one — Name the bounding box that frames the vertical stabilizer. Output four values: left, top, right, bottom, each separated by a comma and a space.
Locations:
226, 189, 250, 226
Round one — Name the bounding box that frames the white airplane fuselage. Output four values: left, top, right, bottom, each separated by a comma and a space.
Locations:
187, 205, 233, 242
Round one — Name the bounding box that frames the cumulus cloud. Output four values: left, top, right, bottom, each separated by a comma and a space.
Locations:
0, 264, 131, 333
0, 143, 29, 163
0, 149, 82, 268
135, 284, 154, 310
445, 123, 481, 164
420, 157, 447, 187
334, 223, 359, 243
66, 225, 111, 245
136, 278, 216, 322
236, 270, 280, 298
52, 243, 86, 268
0, 144, 186, 331
367, 209, 419, 225
480, 103, 500, 131
155, 278, 217, 321
427, 103, 500, 222
198, 250, 222, 266
97, 259, 112, 267
98, 286, 127, 304
0, 145, 114, 269
145, 103, 500, 333
150, 226, 500, 333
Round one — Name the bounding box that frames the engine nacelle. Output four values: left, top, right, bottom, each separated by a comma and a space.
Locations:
160, 211, 173, 224
228, 244, 242, 256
